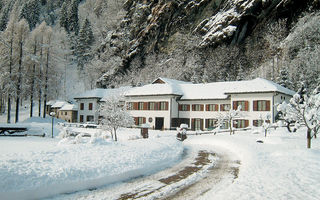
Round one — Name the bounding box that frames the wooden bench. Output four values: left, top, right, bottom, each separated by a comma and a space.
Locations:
0, 127, 28, 135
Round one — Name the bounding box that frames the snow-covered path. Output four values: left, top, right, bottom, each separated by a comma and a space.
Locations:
47, 127, 320, 200
48, 144, 237, 200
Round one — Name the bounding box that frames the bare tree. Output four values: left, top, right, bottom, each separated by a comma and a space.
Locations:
99, 94, 134, 141
278, 86, 320, 148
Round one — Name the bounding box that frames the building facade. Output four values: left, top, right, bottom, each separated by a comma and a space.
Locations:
125, 77, 295, 130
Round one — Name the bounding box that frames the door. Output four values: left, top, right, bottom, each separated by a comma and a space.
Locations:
155, 117, 164, 130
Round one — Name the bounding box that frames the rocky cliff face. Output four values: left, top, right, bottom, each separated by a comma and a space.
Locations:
97, 0, 316, 87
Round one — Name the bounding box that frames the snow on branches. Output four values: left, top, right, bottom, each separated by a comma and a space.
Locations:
217, 105, 243, 135
99, 94, 134, 141
277, 86, 320, 148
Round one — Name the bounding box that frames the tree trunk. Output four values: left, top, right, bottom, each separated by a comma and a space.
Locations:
38, 45, 43, 117
30, 42, 37, 118
43, 48, 49, 118
7, 34, 14, 124
307, 128, 312, 149
114, 127, 117, 141
15, 40, 23, 123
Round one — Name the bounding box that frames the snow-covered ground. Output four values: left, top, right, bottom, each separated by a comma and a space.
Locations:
1, 110, 319, 199
189, 127, 320, 200
0, 118, 183, 200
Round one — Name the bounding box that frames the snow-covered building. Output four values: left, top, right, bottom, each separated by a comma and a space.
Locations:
58, 104, 78, 123
74, 87, 130, 123
125, 77, 295, 130
45, 100, 56, 115
51, 100, 68, 118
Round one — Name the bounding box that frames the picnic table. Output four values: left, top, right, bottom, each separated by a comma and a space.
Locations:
0, 126, 28, 135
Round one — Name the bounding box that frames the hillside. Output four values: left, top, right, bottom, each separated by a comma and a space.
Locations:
0, 0, 320, 103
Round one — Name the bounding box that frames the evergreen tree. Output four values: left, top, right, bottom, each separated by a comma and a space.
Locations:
277, 68, 292, 89
77, 18, 94, 69
20, 0, 41, 30
0, 2, 13, 31
60, 1, 69, 32
67, 0, 79, 34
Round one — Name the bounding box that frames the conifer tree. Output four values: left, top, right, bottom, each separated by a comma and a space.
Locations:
60, 1, 69, 32
68, 0, 79, 35
77, 18, 94, 70
20, 0, 41, 30
277, 68, 292, 89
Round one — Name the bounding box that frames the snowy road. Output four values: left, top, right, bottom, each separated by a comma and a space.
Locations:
49, 145, 239, 200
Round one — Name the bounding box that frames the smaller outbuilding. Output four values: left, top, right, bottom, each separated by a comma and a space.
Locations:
58, 104, 78, 123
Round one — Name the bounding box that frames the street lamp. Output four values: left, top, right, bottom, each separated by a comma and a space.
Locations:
50, 112, 56, 138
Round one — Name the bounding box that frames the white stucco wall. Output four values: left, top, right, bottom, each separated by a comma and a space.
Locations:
126, 95, 179, 129
76, 98, 99, 123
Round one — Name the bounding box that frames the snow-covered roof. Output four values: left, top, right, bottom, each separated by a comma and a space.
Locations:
51, 100, 68, 108
125, 78, 296, 99
152, 77, 192, 85
74, 87, 131, 100
47, 100, 56, 106
125, 84, 183, 97
59, 104, 78, 111
223, 78, 296, 96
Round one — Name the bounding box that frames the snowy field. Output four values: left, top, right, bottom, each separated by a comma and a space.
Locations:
188, 127, 320, 200
0, 127, 183, 200
1, 110, 320, 199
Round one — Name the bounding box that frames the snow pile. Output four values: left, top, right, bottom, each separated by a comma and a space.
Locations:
0, 135, 183, 200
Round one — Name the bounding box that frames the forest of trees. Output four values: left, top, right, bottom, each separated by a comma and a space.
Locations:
0, 0, 319, 123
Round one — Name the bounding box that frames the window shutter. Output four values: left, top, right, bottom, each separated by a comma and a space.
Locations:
187, 105, 190, 111
200, 119, 204, 130
220, 104, 223, 111
143, 102, 148, 110
206, 104, 209, 111
192, 105, 195, 111
215, 104, 218, 111
165, 102, 169, 110
179, 104, 182, 111
266, 100, 270, 111
245, 120, 249, 127
143, 117, 146, 123
200, 105, 204, 111
253, 101, 258, 111
134, 117, 138, 125
245, 101, 249, 111
205, 119, 208, 128
233, 101, 237, 110
191, 119, 195, 130
133, 102, 138, 110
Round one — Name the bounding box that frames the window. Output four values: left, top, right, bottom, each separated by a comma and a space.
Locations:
206, 104, 218, 111
194, 119, 202, 130
179, 104, 190, 111
138, 102, 144, 110
192, 104, 204, 111
233, 119, 249, 128
159, 102, 167, 110
80, 103, 84, 110
220, 104, 231, 111
205, 119, 217, 129
134, 117, 146, 125
127, 102, 134, 110
253, 100, 270, 111
86, 115, 94, 122
233, 101, 249, 111
148, 102, 155, 110
89, 103, 93, 110
80, 115, 84, 122
65, 112, 67, 115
